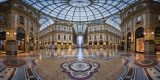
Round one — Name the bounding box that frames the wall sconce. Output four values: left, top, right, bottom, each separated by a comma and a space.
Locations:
143, 32, 146, 36
6, 32, 9, 35
129, 37, 131, 39
14, 32, 17, 35
151, 32, 154, 35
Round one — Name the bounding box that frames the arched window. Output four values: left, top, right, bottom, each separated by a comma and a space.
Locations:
64, 35, 66, 40
100, 35, 102, 39
18, 16, 25, 25
58, 35, 60, 40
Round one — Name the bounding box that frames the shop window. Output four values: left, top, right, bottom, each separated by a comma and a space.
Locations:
136, 16, 142, 24
19, 16, 24, 25
135, 27, 144, 52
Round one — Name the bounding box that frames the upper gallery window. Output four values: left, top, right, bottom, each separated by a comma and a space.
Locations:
69, 27, 71, 31
58, 35, 60, 40
19, 16, 25, 25
58, 26, 60, 30
100, 35, 102, 39
64, 27, 66, 31
136, 16, 142, 24
30, 22, 33, 31
89, 36, 91, 40
64, 35, 66, 40
69, 36, 71, 40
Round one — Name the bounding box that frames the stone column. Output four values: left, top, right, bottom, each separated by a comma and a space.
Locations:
144, 29, 156, 55
25, 33, 29, 53
6, 29, 17, 55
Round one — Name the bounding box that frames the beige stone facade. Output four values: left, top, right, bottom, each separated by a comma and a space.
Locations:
39, 21, 76, 49
0, 0, 39, 55
84, 22, 121, 49
121, 0, 160, 55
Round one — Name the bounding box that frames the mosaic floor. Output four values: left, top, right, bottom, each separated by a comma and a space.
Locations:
0, 49, 160, 80
35, 57, 124, 80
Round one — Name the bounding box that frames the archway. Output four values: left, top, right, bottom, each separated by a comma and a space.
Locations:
16, 27, 25, 53
89, 41, 92, 45
29, 32, 34, 51
155, 27, 160, 53
135, 27, 144, 52
127, 32, 131, 51
99, 40, 103, 45
77, 36, 83, 47
94, 41, 97, 45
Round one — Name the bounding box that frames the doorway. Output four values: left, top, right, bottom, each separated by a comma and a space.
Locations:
16, 27, 25, 53
135, 27, 144, 52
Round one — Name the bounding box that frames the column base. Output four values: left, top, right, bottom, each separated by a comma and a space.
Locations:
144, 40, 156, 56
6, 40, 17, 55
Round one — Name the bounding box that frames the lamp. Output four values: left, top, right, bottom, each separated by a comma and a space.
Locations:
6, 32, 9, 35
151, 32, 154, 35
14, 32, 17, 35
143, 32, 146, 35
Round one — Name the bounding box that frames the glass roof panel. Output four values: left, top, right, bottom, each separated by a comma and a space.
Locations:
106, 15, 121, 30
22, 0, 138, 30
0, 0, 7, 3
39, 15, 55, 31
23, 0, 137, 22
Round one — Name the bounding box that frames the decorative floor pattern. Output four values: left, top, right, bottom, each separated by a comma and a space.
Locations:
61, 60, 100, 80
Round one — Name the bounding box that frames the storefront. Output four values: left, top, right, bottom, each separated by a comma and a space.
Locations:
16, 27, 25, 53
0, 28, 6, 52
155, 27, 160, 52
135, 27, 144, 52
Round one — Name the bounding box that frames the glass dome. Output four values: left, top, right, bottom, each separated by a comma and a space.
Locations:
0, 0, 7, 3
39, 15, 55, 31
23, 0, 137, 22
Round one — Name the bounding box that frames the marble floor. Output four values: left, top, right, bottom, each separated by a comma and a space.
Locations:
0, 48, 160, 80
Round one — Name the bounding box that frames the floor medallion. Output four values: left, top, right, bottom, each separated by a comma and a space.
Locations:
61, 60, 100, 80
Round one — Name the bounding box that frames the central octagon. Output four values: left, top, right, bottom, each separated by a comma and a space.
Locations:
61, 61, 100, 79
69, 0, 91, 7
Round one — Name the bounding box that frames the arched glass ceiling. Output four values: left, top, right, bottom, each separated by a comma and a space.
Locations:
154, 0, 160, 2
23, 0, 137, 22
0, 0, 7, 3
105, 15, 121, 30
39, 15, 54, 31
